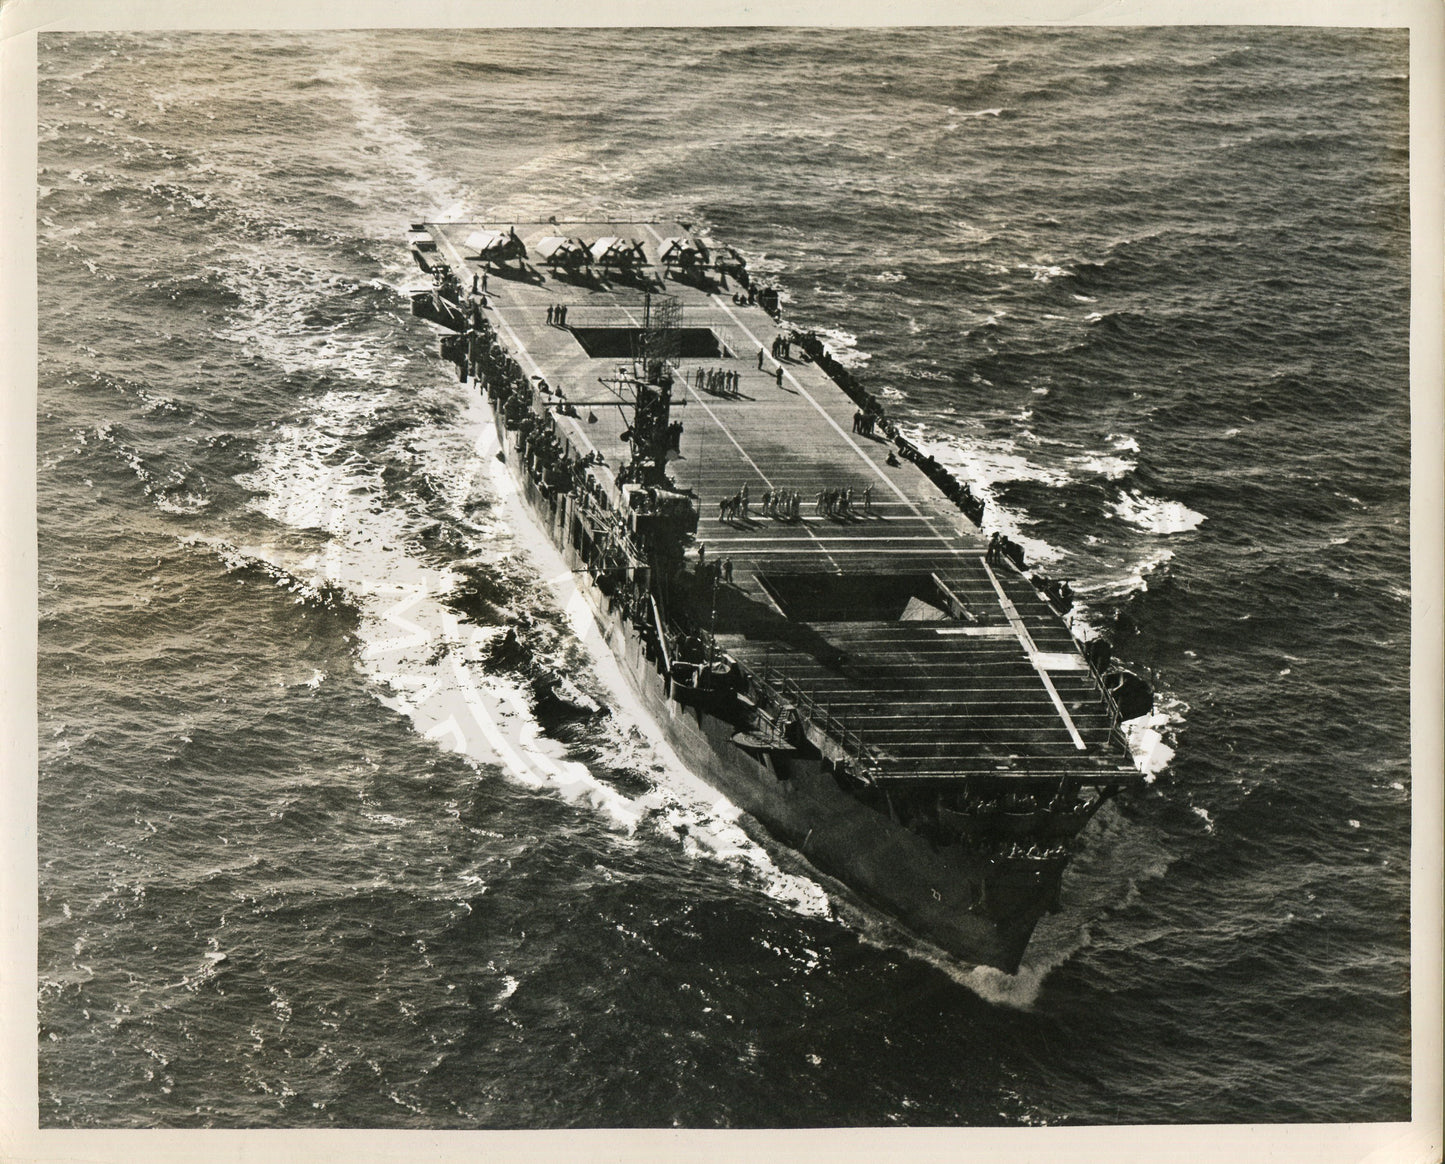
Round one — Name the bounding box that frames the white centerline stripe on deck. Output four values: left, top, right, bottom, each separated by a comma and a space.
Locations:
980, 557, 1087, 750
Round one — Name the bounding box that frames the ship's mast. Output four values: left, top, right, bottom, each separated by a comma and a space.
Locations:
618, 289, 682, 488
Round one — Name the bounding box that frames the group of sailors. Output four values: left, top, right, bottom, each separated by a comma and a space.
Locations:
713, 484, 876, 523
717, 483, 751, 522
716, 483, 807, 524
693, 544, 735, 584
1039, 575, 1074, 610
514, 413, 575, 495
814, 485, 872, 519
545, 303, 570, 326
851, 410, 880, 437
769, 334, 794, 361
760, 488, 802, 520
694, 366, 740, 396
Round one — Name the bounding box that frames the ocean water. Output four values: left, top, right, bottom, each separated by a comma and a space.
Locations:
35, 26, 1412, 1128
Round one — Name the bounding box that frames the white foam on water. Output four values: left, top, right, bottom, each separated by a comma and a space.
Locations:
233, 382, 646, 831
895, 422, 1070, 490
808, 326, 870, 369
845, 893, 1086, 1011
1069, 547, 1175, 604
1022, 262, 1069, 283
1109, 488, 1206, 534
314, 56, 477, 224
212, 250, 413, 382
1067, 452, 1135, 480
1119, 689, 1188, 781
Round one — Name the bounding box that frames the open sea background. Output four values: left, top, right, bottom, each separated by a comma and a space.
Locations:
35, 26, 1412, 1128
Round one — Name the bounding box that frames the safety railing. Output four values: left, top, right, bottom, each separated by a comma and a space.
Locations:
738, 656, 876, 771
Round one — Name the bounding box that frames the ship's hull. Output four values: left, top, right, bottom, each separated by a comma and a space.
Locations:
488, 399, 1055, 972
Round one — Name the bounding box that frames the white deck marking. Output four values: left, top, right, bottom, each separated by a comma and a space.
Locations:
1034, 652, 1090, 671
980, 557, 1087, 750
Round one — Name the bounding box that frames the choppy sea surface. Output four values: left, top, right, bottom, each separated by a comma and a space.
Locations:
36, 27, 1411, 1128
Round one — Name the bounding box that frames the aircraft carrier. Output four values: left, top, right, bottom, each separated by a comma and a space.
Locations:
408, 218, 1150, 973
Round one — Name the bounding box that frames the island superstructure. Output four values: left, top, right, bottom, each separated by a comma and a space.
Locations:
408, 218, 1149, 973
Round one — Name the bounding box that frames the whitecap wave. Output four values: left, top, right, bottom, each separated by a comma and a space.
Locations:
1110, 488, 1205, 533
1067, 453, 1134, 480
1022, 263, 1069, 283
